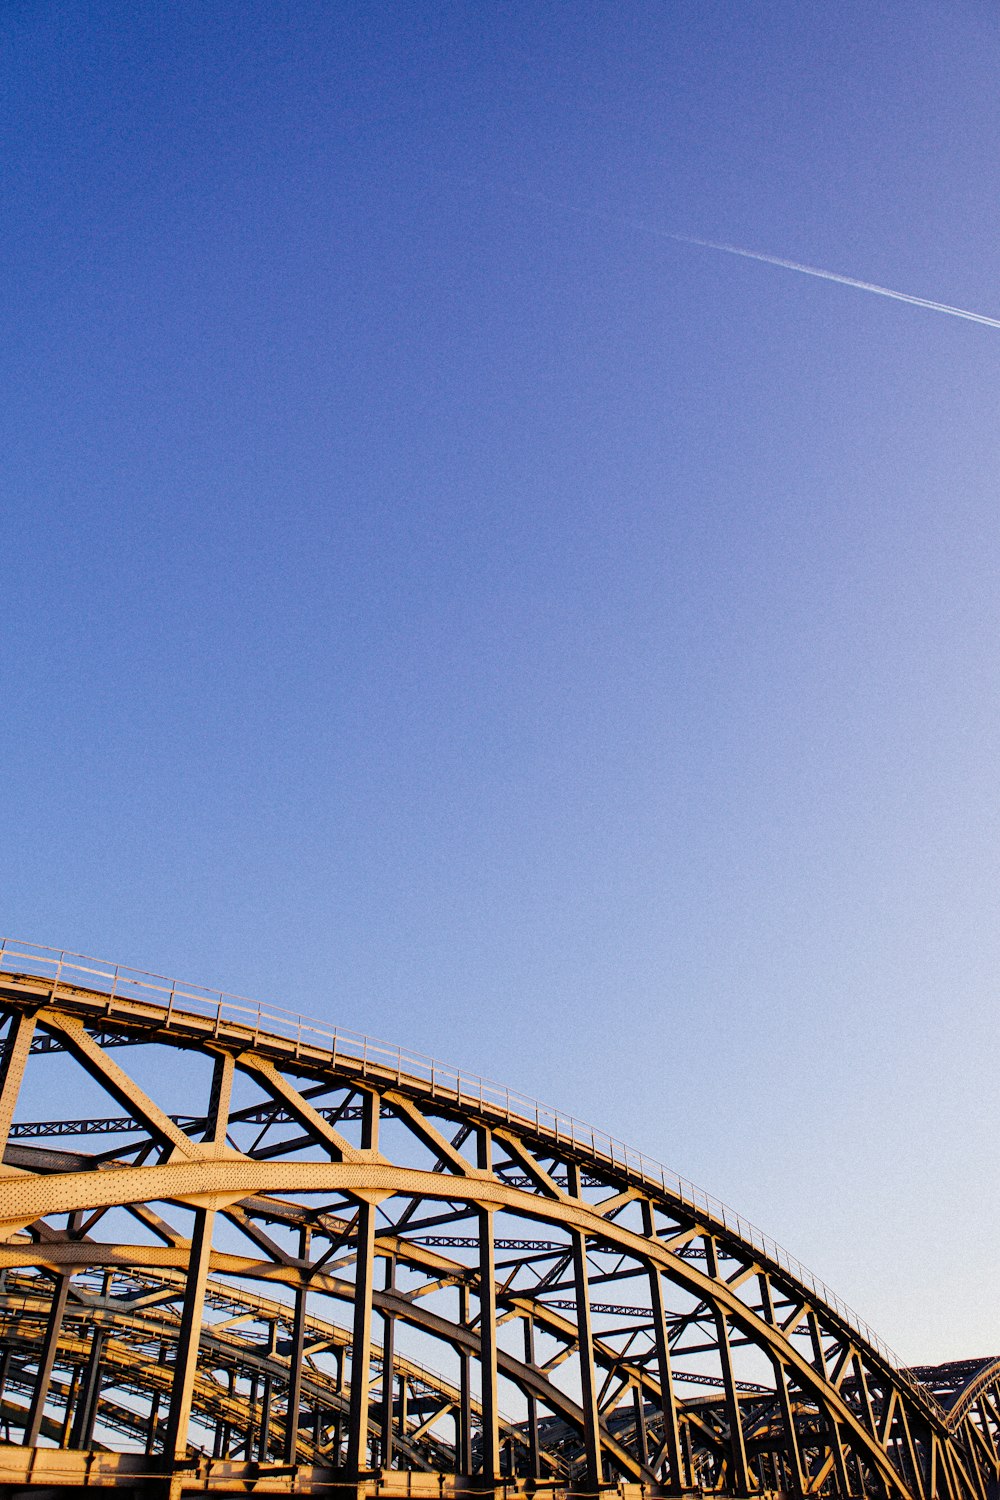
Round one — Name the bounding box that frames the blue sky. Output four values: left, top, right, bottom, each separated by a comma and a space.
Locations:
3, 1, 999, 1362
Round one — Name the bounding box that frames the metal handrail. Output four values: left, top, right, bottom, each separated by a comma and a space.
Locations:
0, 938, 922, 1400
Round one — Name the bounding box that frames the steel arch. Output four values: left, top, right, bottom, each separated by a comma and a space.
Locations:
0, 943, 992, 1500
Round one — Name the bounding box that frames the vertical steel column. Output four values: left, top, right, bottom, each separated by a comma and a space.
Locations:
807, 1311, 851, 1497
938, 1436, 963, 1500
927, 1435, 940, 1500
161, 1053, 230, 1476
24, 1272, 71, 1445
897, 1404, 928, 1500
258, 1372, 273, 1462
459, 1284, 472, 1473
826, 1408, 854, 1500
641, 1202, 685, 1490
69, 1325, 105, 1448
759, 1273, 805, 1496
380, 1254, 396, 1471
0, 1013, 31, 1436
244, 1373, 258, 1461
632, 1384, 649, 1467
205, 1052, 234, 1148
477, 1127, 499, 1484
60, 1366, 81, 1448
283, 1225, 310, 1462
162, 1206, 215, 1463
146, 1389, 161, 1456
146, 1345, 166, 1455
704, 1237, 750, 1493
523, 1316, 540, 1479
346, 1089, 379, 1478
333, 1347, 344, 1463
682, 1421, 696, 1487
567, 1162, 603, 1491
0, 1012, 36, 1164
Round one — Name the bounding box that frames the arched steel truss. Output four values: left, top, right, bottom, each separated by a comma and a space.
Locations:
0, 944, 995, 1500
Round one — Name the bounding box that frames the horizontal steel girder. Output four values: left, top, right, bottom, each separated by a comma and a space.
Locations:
0, 960, 993, 1500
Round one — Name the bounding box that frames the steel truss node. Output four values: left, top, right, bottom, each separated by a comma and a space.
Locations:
0, 942, 994, 1500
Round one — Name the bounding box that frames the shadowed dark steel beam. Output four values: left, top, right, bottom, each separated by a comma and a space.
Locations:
0, 949, 993, 1500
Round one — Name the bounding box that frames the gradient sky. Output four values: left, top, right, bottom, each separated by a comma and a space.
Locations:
3, 2, 999, 1364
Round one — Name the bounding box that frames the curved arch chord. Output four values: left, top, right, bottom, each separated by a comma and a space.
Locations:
0, 954, 990, 1500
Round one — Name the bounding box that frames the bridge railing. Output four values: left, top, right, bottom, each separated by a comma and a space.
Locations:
0, 938, 924, 1402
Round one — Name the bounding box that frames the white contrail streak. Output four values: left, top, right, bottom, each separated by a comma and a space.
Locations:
660, 232, 1000, 330
463, 176, 1000, 330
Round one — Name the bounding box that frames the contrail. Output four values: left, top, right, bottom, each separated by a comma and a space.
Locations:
467, 179, 1000, 331
661, 232, 1000, 330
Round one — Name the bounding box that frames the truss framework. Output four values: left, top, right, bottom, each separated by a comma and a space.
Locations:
0, 947, 994, 1500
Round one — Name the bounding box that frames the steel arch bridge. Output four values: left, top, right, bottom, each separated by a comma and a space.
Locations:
0, 943, 995, 1500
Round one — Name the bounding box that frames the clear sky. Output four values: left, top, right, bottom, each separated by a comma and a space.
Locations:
3, 1, 999, 1364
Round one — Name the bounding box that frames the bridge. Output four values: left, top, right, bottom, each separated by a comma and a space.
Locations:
0, 940, 994, 1500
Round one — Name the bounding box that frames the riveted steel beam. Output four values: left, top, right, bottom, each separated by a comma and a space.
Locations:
0, 962, 989, 1500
